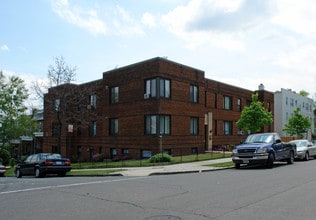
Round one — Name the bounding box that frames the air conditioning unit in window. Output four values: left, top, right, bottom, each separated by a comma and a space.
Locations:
144, 94, 150, 99
237, 131, 243, 135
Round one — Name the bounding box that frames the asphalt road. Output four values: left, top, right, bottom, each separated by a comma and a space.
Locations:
1, 160, 316, 220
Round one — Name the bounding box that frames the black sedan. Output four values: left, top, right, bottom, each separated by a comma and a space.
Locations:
15, 153, 71, 178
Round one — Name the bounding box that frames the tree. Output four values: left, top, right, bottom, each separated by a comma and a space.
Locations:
32, 56, 77, 104
283, 107, 311, 138
0, 71, 28, 145
0, 71, 38, 163
299, 90, 309, 97
236, 93, 273, 133
48, 56, 77, 86
42, 57, 77, 155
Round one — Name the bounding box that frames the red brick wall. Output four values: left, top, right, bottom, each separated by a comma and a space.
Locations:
43, 57, 274, 161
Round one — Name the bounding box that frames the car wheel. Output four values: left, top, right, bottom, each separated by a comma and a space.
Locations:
287, 151, 294, 164
0, 173, 4, 177
266, 153, 274, 168
35, 168, 42, 178
305, 152, 309, 161
235, 163, 240, 169
16, 169, 22, 178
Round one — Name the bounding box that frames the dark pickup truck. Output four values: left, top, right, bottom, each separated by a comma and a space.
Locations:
232, 133, 296, 168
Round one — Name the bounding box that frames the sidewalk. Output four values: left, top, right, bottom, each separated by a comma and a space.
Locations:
72, 157, 233, 177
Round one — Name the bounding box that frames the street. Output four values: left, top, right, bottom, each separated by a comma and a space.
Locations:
1, 160, 316, 220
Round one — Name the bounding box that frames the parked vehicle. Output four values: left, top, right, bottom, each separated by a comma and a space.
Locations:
232, 133, 296, 168
289, 139, 316, 161
0, 162, 6, 177
15, 153, 71, 178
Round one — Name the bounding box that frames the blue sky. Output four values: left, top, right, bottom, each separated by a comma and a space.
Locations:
1, 0, 316, 108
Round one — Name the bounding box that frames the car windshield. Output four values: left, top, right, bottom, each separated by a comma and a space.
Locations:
245, 134, 273, 144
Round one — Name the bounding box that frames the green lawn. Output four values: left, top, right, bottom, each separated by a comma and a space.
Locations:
71, 152, 231, 169
3, 152, 232, 177
68, 169, 125, 176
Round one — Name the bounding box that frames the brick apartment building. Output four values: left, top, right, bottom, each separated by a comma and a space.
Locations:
43, 57, 274, 161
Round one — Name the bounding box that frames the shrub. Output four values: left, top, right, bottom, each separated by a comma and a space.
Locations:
149, 153, 172, 163
0, 148, 11, 166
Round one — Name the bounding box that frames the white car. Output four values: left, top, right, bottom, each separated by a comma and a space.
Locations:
0, 162, 6, 177
289, 139, 316, 161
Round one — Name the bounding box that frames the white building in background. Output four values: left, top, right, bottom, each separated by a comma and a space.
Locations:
274, 88, 314, 139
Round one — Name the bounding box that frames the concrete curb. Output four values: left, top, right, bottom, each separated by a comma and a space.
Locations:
149, 167, 233, 176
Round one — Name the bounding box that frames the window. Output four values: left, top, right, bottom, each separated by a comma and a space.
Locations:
159, 78, 170, 98
223, 96, 232, 110
141, 150, 152, 158
223, 121, 232, 135
145, 115, 170, 135
190, 85, 198, 103
52, 123, 61, 137
192, 147, 198, 154
290, 98, 294, 107
89, 94, 96, 108
110, 86, 119, 104
55, 99, 60, 112
145, 78, 170, 99
122, 149, 129, 155
190, 117, 199, 135
109, 118, 118, 136
246, 100, 251, 106
77, 122, 82, 136
89, 121, 96, 137
111, 148, 117, 157
237, 98, 242, 112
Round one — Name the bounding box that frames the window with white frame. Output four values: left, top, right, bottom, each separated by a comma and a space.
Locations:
89, 121, 96, 137
89, 94, 96, 108
145, 115, 170, 135
237, 98, 242, 112
190, 117, 198, 135
109, 118, 118, 136
190, 85, 198, 103
223, 121, 232, 135
223, 96, 232, 110
55, 99, 60, 112
110, 86, 119, 104
145, 78, 170, 99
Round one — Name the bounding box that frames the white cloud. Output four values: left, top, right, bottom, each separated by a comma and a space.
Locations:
141, 12, 156, 28
161, 0, 273, 50
51, 0, 107, 35
51, 1, 146, 37
272, 0, 316, 37
274, 45, 316, 72
112, 6, 145, 36
1, 44, 9, 51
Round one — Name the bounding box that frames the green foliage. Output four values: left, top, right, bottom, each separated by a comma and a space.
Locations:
149, 153, 173, 163
236, 93, 273, 133
299, 90, 309, 97
0, 71, 33, 146
0, 148, 11, 166
283, 107, 311, 137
